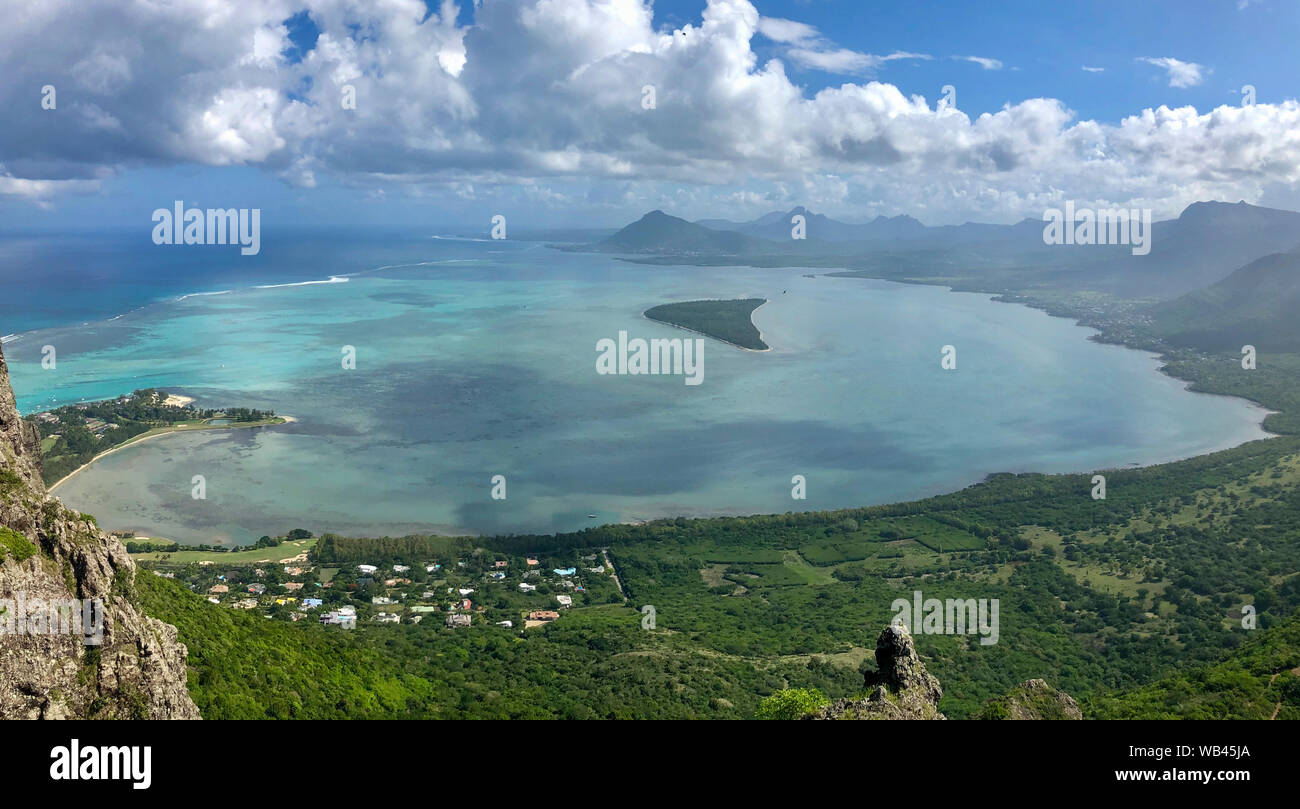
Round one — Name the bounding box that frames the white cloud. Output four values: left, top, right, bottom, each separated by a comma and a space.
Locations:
0, 0, 1296, 225
759, 14, 928, 75
1138, 56, 1207, 88
1081, 65, 1104, 73
959, 55, 1003, 70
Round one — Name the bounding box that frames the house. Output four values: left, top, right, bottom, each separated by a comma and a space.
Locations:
489, 572, 506, 580
460, 598, 472, 611
321, 611, 356, 629
425, 564, 441, 573
374, 612, 400, 624
383, 579, 397, 587
336, 606, 357, 616
357, 564, 378, 574
372, 596, 397, 605
587, 566, 605, 573
290, 612, 306, 622
497, 620, 513, 628
208, 584, 229, 594
410, 605, 441, 614
555, 595, 573, 608
446, 613, 472, 628
301, 598, 324, 608
553, 567, 576, 576
494, 560, 509, 568
206, 597, 220, 605
458, 588, 475, 596
526, 558, 539, 566
392, 564, 410, 573
284, 566, 303, 576
557, 579, 576, 590
410, 615, 423, 624
233, 598, 258, 610
527, 610, 560, 622
283, 581, 304, 591
423, 591, 438, 599
518, 582, 537, 592
246, 583, 266, 595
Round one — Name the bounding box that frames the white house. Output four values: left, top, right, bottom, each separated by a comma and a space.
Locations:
357, 564, 378, 574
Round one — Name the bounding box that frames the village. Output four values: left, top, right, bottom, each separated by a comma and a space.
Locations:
146, 538, 627, 632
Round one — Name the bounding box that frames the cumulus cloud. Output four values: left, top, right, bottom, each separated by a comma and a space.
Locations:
1081, 65, 1105, 73
1138, 56, 1207, 88
0, 0, 1296, 223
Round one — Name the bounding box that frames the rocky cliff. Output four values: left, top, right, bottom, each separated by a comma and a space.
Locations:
0, 343, 198, 719
809, 624, 1079, 720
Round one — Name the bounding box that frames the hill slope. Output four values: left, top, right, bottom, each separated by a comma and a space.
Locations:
1149, 246, 1300, 351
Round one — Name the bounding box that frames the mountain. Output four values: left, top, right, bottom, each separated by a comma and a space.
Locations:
593, 210, 763, 254
697, 206, 928, 242
1101, 201, 1300, 298
0, 343, 198, 719
1149, 244, 1300, 351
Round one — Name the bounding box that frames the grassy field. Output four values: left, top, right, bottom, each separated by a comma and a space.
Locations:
130, 537, 317, 565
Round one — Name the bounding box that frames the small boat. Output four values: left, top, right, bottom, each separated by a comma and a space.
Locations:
587, 514, 596, 519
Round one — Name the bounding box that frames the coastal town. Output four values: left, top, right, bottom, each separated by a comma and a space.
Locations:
139, 533, 628, 632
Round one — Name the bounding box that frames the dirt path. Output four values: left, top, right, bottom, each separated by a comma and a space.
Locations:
602, 548, 626, 602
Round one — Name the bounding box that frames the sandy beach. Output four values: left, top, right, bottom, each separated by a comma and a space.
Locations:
48, 415, 296, 494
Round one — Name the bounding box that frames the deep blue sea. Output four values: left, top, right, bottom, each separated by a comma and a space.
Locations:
0, 229, 1271, 545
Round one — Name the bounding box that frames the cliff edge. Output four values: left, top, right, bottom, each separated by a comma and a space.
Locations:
0, 342, 198, 719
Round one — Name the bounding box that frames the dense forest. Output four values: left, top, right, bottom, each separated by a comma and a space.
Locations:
643, 298, 769, 350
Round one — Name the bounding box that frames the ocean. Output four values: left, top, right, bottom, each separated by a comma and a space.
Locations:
0, 231, 1271, 545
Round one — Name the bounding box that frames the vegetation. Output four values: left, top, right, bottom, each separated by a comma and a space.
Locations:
644, 298, 769, 350
27, 389, 278, 487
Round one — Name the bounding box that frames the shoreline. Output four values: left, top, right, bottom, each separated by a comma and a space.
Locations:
49, 415, 295, 494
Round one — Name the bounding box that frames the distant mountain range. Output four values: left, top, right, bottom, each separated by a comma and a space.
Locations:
584, 200, 1300, 303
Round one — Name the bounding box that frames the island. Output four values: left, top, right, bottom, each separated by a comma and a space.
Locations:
26, 389, 289, 488
644, 298, 769, 351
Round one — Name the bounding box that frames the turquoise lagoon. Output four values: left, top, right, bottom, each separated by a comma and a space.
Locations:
2, 239, 1270, 545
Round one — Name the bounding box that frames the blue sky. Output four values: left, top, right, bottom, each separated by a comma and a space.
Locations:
2, 0, 1299, 230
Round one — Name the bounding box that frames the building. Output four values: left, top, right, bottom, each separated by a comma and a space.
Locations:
208, 584, 229, 594
301, 598, 324, 608
357, 564, 378, 574
518, 582, 537, 592
446, 613, 472, 628
246, 583, 266, 595
494, 560, 509, 568
392, 564, 410, 573
320, 611, 356, 629
526, 558, 539, 566
374, 612, 400, 624
528, 610, 560, 622
555, 594, 573, 608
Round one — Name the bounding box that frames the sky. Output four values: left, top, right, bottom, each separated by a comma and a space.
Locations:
2, 0, 1300, 231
